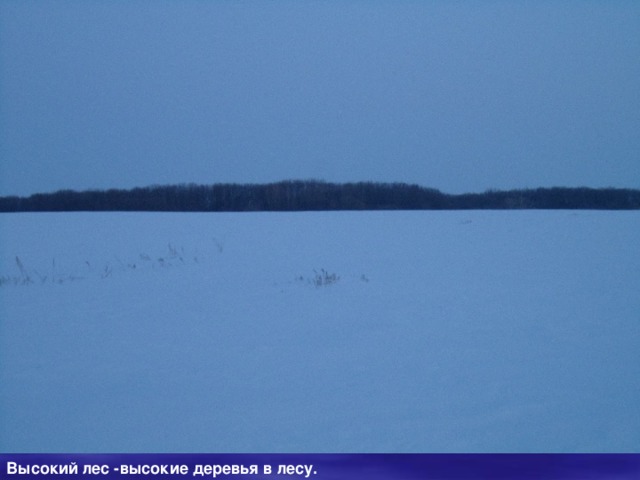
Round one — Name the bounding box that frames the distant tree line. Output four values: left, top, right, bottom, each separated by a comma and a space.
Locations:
1, 180, 639, 212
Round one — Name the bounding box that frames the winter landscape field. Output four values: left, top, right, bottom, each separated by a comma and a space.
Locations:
1, 210, 639, 453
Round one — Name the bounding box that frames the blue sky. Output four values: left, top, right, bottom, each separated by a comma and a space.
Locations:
1, 1, 638, 196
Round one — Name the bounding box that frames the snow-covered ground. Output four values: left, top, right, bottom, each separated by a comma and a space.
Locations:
1, 210, 639, 453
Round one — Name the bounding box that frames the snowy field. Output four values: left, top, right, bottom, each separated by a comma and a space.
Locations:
1, 210, 639, 453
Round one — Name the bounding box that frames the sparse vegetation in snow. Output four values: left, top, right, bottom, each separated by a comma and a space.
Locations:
295, 269, 340, 288
0, 242, 219, 287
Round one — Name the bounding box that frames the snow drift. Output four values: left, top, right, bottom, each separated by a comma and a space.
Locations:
1, 210, 638, 452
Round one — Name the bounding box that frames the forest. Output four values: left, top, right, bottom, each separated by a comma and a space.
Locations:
1, 180, 639, 212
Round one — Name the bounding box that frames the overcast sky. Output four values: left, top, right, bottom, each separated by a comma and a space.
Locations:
1, 1, 638, 196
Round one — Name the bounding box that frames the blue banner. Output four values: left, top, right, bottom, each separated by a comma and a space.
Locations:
2, 454, 639, 479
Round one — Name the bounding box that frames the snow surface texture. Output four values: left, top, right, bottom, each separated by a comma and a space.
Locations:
1, 211, 639, 453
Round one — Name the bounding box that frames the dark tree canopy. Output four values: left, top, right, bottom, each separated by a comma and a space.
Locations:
1, 181, 639, 212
